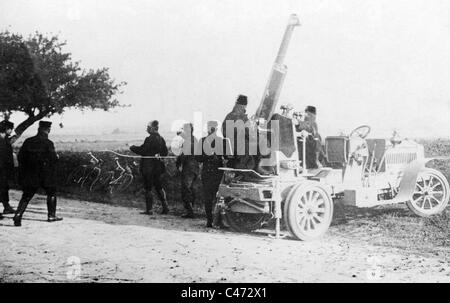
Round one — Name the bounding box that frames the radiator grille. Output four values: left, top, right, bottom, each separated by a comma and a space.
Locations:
385, 152, 417, 165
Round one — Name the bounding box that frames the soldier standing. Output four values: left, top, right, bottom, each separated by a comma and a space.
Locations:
221, 94, 254, 169
130, 120, 169, 215
13, 121, 62, 227
197, 121, 227, 227
295, 105, 320, 169
176, 123, 199, 218
0, 120, 16, 219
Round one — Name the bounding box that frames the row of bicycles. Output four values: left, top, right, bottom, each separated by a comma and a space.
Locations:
66, 152, 140, 194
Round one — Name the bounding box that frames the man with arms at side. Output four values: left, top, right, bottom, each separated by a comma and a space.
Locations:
13, 121, 62, 227
221, 94, 254, 169
197, 121, 227, 227
176, 123, 199, 219
0, 120, 16, 219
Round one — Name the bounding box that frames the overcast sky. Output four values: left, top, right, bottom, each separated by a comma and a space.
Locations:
1, 0, 450, 138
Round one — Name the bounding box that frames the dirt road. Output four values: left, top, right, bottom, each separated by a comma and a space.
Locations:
0, 190, 449, 283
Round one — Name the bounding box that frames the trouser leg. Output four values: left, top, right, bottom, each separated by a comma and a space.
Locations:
142, 174, 154, 214
202, 186, 213, 225
203, 175, 222, 226
1, 200, 13, 211
13, 188, 36, 226
154, 175, 168, 213
181, 173, 196, 216
0, 185, 14, 213
202, 180, 215, 225
145, 190, 153, 213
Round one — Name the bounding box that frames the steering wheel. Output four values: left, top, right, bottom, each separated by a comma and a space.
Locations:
349, 125, 371, 139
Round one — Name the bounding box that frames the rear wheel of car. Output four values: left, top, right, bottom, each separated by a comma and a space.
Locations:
406, 168, 449, 217
284, 183, 333, 241
224, 198, 270, 233
225, 211, 269, 233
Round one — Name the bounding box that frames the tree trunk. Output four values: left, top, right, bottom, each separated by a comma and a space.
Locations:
11, 112, 47, 144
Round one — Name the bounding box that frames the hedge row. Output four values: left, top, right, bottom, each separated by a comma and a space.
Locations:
12, 150, 203, 210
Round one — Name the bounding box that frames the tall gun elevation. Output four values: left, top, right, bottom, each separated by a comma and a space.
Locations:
255, 14, 300, 123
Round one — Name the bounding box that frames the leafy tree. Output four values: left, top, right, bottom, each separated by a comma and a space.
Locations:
0, 30, 126, 141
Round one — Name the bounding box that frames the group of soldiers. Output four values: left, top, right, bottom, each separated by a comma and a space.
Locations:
0, 95, 320, 228
0, 120, 62, 226
129, 119, 227, 227
129, 94, 321, 228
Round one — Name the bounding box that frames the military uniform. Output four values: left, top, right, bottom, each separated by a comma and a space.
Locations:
13, 121, 61, 226
296, 106, 320, 169
221, 95, 254, 169
130, 131, 169, 214
0, 121, 15, 217
197, 132, 226, 226
176, 132, 199, 218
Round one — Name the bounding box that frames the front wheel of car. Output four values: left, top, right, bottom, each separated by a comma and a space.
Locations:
406, 168, 450, 217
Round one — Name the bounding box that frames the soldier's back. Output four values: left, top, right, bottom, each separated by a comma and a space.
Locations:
21, 135, 52, 163
19, 133, 57, 188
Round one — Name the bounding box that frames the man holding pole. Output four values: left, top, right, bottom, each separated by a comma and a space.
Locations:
130, 120, 169, 215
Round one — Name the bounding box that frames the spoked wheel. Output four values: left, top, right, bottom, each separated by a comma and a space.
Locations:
66, 166, 85, 185
224, 211, 270, 233
113, 174, 134, 193
88, 168, 102, 192
406, 168, 449, 217
284, 183, 333, 241
91, 173, 113, 192
223, 198, 271, 233
82, 168, 100, 191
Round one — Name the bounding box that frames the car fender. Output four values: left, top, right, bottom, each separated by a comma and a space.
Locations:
284, 180, 333, 204
394, 157, 450, 203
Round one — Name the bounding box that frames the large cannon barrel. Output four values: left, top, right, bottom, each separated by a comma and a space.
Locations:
255, 14, 300, 122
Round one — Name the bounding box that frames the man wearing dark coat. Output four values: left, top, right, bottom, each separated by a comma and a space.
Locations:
221, 94, 254, 169
130, 120, 169, 215
13, 121, 62, 227
197, 121, 227, 227
0, 120, 16, 219
176, 123, 199, 218
296, 106, 320, 169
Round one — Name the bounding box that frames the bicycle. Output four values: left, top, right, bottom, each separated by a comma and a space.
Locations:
92, 157, 135, 194
66, 152, 104, 191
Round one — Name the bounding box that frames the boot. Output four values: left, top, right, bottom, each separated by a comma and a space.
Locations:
161, 203, 169, 215
182, 207, 195, 218
205, 200, 213, 228
181, 200, 194, 218
13, 196, 32, 227
2, 202, 15, 215
212, 202, 227, 229
206, 218, 213, 228
157, 189, 169, 214
141, 193, 153, 215
47, 196, 63, 222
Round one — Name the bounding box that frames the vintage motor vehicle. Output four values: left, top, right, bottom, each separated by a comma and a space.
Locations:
216, 14, 450, 241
